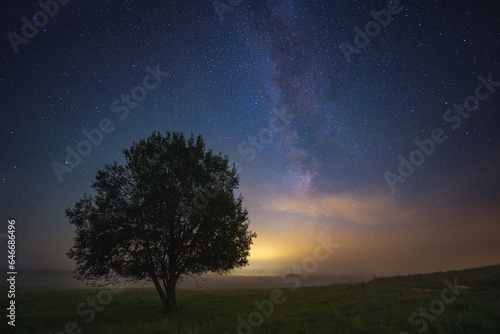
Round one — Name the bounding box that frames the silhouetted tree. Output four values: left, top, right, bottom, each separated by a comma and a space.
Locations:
67, 131, 256, 310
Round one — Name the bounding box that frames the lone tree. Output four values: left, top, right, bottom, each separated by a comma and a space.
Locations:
67, 131, 256, 310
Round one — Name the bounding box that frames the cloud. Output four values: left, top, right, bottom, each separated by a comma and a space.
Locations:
263, 193, 418, 226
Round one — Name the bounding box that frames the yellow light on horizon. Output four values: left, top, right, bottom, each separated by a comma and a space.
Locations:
247, 231, 318, 263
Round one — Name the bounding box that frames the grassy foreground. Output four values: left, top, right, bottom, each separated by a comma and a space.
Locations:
2, 265, 500, 334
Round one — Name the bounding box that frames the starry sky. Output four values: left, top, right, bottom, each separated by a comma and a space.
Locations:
1, 0, 499, 278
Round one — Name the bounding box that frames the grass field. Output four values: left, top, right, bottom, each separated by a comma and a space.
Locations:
2, 265, 499, 334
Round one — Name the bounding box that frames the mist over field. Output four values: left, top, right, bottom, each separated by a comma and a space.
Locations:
2, 271, 372, 291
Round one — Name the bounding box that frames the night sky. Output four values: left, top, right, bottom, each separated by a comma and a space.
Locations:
1, 0, 499, 277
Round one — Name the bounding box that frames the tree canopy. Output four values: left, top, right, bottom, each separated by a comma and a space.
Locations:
67, 131, 256, 310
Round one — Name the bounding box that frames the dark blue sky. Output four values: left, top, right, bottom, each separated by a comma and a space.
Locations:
1, 0, 499, 275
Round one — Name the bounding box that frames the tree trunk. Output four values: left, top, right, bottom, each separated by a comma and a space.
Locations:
151, 276, 168, 310
166, 278, 177, 311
